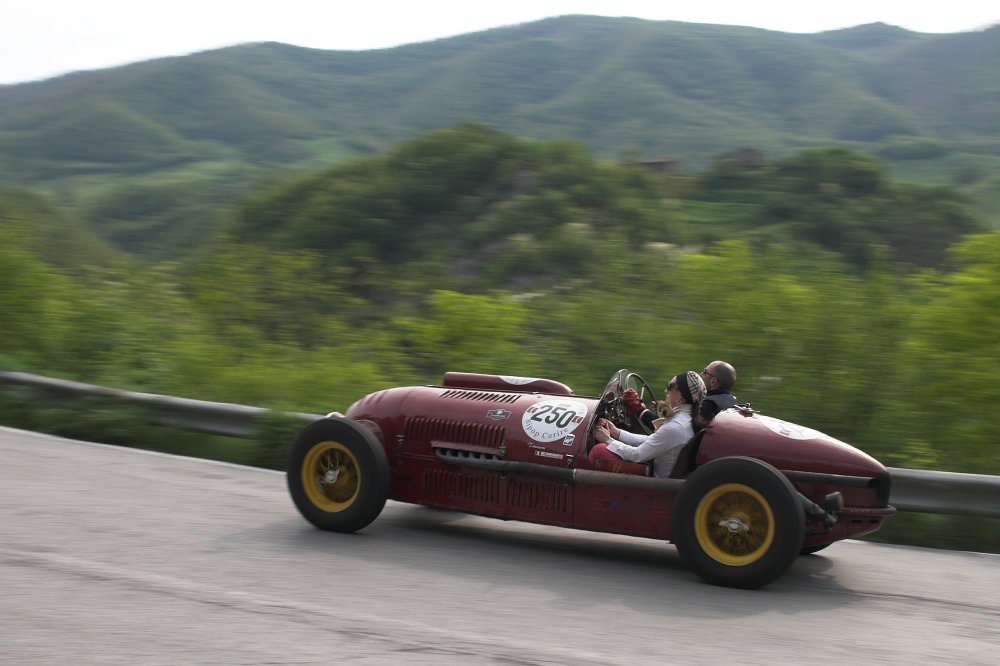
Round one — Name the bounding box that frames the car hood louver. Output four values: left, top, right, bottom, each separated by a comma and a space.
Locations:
440, 389, 521, 404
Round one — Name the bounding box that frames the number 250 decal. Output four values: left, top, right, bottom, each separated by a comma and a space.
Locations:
522, 400, 588, 443
530, 404, 578, 429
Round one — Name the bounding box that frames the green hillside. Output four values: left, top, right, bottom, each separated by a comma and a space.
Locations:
0, 16, 998, 258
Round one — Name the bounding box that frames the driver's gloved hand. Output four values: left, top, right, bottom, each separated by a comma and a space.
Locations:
622, 388, 646, 414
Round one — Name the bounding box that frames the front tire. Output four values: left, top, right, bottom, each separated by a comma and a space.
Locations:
287, 418, 390, 533
672, 457, 804, 589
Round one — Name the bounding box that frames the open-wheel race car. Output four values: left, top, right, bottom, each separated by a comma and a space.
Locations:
287, 369, 896, 589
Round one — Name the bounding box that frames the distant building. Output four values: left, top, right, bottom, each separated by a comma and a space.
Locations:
624, 158, 679, 175
712, 148, 763, 170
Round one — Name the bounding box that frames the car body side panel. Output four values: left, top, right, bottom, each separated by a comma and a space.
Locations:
573, 486, 674, 539
391, 455, 578, 527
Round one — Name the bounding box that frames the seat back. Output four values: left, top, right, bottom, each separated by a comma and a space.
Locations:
668, 429, 707, 478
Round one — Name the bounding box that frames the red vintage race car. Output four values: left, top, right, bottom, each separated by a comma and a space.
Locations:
287, 369, 896, 589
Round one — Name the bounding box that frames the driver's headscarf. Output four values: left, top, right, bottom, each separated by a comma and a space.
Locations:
676, 371, 707, 405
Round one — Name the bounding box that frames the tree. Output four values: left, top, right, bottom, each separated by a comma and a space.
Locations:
185, 237, 360, 348
391, 290, 538, 379
878, 232, 1000, 473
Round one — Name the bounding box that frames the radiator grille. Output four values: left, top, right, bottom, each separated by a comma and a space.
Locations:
406, 416, 505, 449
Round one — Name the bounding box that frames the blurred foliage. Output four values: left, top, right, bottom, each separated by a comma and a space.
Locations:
0, 387, 154, 446
698, 148, 983, 267
1, 125, 999, 553
249, 410, 311, 471
81, 181, 237, 258
864, 513, 1000, 554
231, 127, 983, 294
233, 124, 683, 295
0, 186, 118, 267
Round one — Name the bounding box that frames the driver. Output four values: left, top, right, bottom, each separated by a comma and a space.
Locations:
589, 371, 706, 477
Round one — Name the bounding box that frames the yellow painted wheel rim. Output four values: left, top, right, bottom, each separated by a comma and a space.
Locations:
302, 441, 361, 512
694, 483, 775, 566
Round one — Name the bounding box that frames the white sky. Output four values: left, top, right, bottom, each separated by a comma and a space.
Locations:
3, 1, 998, 85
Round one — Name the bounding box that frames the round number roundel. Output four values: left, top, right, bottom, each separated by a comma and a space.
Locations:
499, 375, 539, 386
757, 414, 824, 441
522, 399, 588, 442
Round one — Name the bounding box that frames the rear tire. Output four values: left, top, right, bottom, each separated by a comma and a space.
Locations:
672, 457, 804, 589
287, 418, 390, 533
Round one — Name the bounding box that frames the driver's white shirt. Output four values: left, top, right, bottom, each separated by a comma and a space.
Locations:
605, 406, 694, 477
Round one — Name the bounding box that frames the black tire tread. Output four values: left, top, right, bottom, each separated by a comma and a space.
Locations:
672, 456, 804, 589
286, 418, 390, 533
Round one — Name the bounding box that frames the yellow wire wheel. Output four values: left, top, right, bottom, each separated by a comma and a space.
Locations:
694, 483, 775, 566
302, 440, 361, 512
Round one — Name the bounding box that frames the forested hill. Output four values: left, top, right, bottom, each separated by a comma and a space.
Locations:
1, 16, 998, 180
1, 15, 997, 261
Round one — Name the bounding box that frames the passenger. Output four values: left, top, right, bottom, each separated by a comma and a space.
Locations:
589, 371, 706, 477
697, 360, 738, 429
624, 359, 737, 431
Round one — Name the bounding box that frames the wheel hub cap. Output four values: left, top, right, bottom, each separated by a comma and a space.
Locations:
302, 441, 361, 511
719, 516, 751, 534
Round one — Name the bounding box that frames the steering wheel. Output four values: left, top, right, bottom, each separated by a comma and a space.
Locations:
597, 369, 658, 436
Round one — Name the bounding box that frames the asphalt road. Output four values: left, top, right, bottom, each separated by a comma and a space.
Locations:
2, 426, 998, 665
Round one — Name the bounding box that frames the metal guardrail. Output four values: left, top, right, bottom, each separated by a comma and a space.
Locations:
887, 468, 1000, 518
2, 371, 999, 518
0, 371, 318, 438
